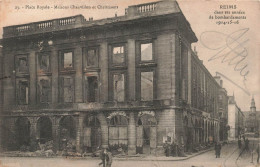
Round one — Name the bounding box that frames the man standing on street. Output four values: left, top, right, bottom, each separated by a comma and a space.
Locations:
245, 138, 250, 152
238, 138, 242, 149
105, 149, 113, 167
215, 142, 221, 158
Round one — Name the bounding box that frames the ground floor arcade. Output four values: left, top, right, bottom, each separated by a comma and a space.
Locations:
0, 109, 220, 155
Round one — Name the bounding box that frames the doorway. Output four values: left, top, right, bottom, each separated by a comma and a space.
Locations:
136, 114, 157, 154
83, 115, 101, 153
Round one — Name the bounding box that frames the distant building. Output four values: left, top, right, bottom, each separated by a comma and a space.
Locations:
0, 0, 221, 154
243, 97, 260, 136
214, 76, 228, 141
228, 95, 245, 140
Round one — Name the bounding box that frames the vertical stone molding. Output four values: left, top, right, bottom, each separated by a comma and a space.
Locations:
29, 51, 36, 105
51, 48, 58, 103
97, 112, 108, 149
51, 116, 61, 152
127, 112, 136, 155
127, 39, 136, 101
74, 46, 83, 103
100, 42, 108, 102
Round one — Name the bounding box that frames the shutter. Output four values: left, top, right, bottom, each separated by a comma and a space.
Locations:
150, 127, 157, 148
118, 127, 127, 145
83, 127, 91, 147
136, 126, 143, 147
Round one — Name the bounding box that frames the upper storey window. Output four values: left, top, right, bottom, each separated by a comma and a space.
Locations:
59, 50, 74, 71
112, 46, 125, 65
84, 48, 99, 69
63, 52, 73, 69
38, 52, 50, 73
141, 43, 153, 61
15, 55, 29, 74
87, 49, 98, 67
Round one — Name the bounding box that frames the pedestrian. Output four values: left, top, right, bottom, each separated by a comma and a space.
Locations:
245, 138, 249, 152
163, 140, 171, 157
238, 138, 242, 149
105, 149, 113, 167
214, 142, 221, 158
99, 149, 106, 167
256, 143, 260, 164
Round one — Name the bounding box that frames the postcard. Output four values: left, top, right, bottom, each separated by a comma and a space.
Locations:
0, 0, 259, 167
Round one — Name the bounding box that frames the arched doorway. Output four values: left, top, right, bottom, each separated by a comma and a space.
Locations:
37, 117, 52, 144
108, 115, 128, 152
83, 115, 101, 153
59, 116, 76, 151
15, 117, 30, 150
136, 114, 157, 154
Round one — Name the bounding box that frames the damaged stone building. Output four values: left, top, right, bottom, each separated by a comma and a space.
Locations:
0, 0, 221, 155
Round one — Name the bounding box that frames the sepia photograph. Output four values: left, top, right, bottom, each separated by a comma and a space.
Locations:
0, 0, 259, 166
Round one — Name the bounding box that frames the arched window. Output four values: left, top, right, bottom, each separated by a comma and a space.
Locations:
137, 114, 156, 126
60, 116, 76, 140
109, 115, 128, 147
37, 117, 52, 143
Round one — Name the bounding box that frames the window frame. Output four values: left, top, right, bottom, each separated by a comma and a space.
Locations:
109, 71, 127, 102
16, 78, 30, 105
37, 76, 52, 104
84, 72, 100, 103
59, 49, 74, 72
15, 54, 29, 75
83, 47, 99, 69
136, 40, 155, 64
59, 75, 75, 103
136, 68, 156, 101
37, 52, 51, 74
109, 43, 127, 67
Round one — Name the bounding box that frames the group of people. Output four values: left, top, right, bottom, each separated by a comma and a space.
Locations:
238, 137, 250, 151
99, 148, 113, 167
163, 140, 183, 157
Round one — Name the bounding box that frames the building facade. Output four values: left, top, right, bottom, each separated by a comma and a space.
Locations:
0, 0, 220, 155
228, 95, 244, 140
214, 76, 228, 141
243, 97, 260, 137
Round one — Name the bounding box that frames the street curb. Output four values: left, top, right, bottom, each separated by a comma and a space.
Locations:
114, 148, 215, 161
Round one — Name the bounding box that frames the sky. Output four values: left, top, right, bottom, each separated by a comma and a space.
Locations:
0, 0, 259, 111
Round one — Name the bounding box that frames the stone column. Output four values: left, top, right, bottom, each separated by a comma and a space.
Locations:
29, 51, 37, 105
75, 115, 83, 153
28, 117, 38, 142
99, 42, 108, 102
74, 46, 83, 103
51, 48, 58, 103
51, 116, 60, 152
127, 39, 136, 101
97, 112, 108, 148
128, 112, 136, 155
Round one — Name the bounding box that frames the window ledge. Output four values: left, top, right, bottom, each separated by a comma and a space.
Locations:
59, 70, 76, 75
